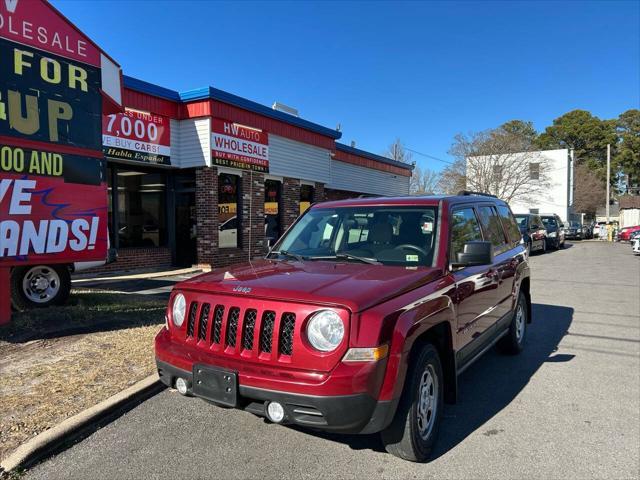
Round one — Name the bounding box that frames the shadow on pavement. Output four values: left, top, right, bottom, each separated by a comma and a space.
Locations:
290, 303, 574, 458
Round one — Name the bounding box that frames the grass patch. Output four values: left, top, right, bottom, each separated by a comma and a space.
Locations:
0, 290, 167, 462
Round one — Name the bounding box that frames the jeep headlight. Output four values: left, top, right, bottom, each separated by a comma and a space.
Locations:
306, 310, 344, 352
549, 231, 557, 238
172, 293, 186, 327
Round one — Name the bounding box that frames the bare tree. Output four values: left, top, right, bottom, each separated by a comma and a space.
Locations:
573, 163, 606, 215
410, 165, 440, 194
384, 138, 413, 164
451, 130, 552, 203
436, 158, 467, 194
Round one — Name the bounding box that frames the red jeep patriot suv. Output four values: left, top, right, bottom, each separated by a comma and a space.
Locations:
155, 192, 531, 462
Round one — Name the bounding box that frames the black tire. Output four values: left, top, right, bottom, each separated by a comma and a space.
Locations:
381, 343, 443, 462
10, 265, 71, 311
498, 291, 528, 355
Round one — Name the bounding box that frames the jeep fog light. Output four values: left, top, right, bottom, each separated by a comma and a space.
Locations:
307, 310, 344, 352
266, 402, 285, 423
343, 345, 389, 362
172, 293, 186, 327
175, 377, 188, 395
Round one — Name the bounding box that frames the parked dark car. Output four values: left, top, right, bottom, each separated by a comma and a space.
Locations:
514, 213, 548, 254
583, 223, 594, 239
564, 221, 584, 240
540, 214, 565, 249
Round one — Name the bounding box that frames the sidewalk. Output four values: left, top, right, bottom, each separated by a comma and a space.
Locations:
72, 267, 203, 297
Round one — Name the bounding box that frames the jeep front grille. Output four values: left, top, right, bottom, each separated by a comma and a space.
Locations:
211, 305, 224, 344
259, 311, 276, 354
226, 307, 240, 348
186, 301, 198, 338
242, 309, 257, 351
197, 303, 210, 341
185, 301, 296, 359
278, 312, 295, 356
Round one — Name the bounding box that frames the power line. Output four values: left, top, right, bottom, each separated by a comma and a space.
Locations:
405, 147, 456, 166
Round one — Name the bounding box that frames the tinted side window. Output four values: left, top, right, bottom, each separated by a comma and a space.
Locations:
450, 208, 483, 262
477, 206, 508, 253
497, 205, 522, 247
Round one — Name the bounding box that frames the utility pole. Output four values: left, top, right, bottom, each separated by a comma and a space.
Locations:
606, 144, 610, 223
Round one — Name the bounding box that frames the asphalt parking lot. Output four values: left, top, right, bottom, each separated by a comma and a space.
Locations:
26, 241, 640, 479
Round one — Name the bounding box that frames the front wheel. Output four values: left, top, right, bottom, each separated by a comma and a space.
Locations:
498, 291, 528, 354
10, 265, 71, 311
381, 344, 443, 462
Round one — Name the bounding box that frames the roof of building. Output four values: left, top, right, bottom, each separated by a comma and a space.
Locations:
619, 195, 640, 210
122, 75, 341, 140
335, 143, 413, 171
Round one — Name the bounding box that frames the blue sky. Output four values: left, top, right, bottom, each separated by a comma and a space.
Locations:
55, 0, 639, 172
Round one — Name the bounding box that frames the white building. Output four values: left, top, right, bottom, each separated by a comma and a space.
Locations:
467, 148, 574, 222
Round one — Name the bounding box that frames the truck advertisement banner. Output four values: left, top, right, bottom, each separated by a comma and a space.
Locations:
0, 0, 101, 67
102, 110, 171, 165
0, 0, 111, 266
212, 118, 269, 173
0, 171, 108, 264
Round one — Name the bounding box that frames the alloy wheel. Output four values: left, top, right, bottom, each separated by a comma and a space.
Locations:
416, 365, 438, 440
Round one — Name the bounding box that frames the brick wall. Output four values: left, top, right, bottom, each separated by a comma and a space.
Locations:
314, 182, 326, 203
324, 187, 361, 201
195, 167, 218, 266
282, 177, 301, 231
83, 247, 172, 274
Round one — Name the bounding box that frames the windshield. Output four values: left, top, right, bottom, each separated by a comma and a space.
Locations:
271, 206, 439, 267
570, 221, 581, 228
541, 216, 557, 227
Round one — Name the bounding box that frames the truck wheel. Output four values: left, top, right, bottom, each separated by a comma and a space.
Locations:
498, 291, 528, 355
380, 343, 443, 462
10, 265, 71, 311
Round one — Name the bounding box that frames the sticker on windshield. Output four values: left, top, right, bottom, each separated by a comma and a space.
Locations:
421, 222, 433, 233
406, 254, 419, 262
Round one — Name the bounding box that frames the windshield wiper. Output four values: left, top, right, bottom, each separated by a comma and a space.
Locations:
270, 250, 306, 262
310, 252, 381, 265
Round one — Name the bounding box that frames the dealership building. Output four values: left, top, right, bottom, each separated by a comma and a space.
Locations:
101, 76, 413, 271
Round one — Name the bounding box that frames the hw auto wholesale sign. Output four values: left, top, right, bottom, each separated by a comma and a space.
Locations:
212, 118, 269, 173
103, 110, 171, 165
0, 0, 121, 266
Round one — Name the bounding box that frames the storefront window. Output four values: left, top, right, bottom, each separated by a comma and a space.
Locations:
265, 179, 281, 247
218, 173, 240, 248
116, 169, 167, 248
300, 184, 314, 215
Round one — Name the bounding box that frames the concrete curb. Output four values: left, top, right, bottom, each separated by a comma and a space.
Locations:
0, 374, 165, 474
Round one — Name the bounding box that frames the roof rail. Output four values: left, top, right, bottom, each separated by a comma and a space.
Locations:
457, 190, 498, 198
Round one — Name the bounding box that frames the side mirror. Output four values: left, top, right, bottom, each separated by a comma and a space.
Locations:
451, 241, 493, 268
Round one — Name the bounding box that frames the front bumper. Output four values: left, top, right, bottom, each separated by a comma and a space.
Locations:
156, 359, 395, 434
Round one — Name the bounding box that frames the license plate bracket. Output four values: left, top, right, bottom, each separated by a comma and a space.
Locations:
192, 365, 238, 407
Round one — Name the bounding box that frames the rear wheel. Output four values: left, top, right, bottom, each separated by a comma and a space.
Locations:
381, 343, 443, 462
498, 291, 528, 354
10, 265, 71, 311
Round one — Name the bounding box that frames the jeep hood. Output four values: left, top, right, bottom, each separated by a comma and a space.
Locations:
176, 259, 442, 313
